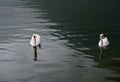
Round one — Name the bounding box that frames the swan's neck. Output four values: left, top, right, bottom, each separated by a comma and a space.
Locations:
33, 35, 36, 45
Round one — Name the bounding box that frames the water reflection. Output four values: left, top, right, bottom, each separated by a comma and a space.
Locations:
33, 46, 37, 61
32, 44, 41, 61
99, 47, 103, 60
98, 47, 107, 60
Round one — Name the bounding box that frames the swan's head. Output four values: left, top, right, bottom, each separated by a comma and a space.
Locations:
33, 34, 36, 38
100, 33, 105, 39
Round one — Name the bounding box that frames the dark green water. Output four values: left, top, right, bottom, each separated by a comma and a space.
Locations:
0, 0, 120, 82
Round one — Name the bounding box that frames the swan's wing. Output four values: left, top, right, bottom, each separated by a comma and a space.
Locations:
98, 40, 102, 47
104, 37, 109, 46
35, 34, 41, 45
30, 36, 35, 46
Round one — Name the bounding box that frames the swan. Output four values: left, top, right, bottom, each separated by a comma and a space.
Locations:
98, 34, 109, 47
30, 34, 41, 47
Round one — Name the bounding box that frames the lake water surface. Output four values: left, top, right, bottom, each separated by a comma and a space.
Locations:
0, 0, 120, 82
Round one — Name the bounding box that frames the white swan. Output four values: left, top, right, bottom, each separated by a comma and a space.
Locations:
98, 34, 109, 47
30, 34, 41, 47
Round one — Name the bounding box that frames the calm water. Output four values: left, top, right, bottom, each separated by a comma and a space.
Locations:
0, 0, 120, 82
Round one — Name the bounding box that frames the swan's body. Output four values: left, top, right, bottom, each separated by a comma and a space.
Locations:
30, 34, 41, 47
98, 34, 109, 47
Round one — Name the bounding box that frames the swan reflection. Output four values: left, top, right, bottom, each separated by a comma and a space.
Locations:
33, 46, 37, 61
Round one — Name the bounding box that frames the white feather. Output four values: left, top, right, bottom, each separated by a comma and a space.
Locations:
98, 34, 109, 47
30, 34, 41, 47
